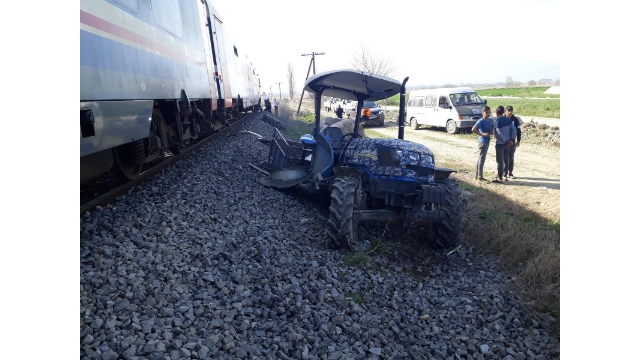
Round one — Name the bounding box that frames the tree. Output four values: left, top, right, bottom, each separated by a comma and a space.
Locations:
348, 45, 397, 78
505, 76, 514, 87
287, 63, 296, 100
528, 80, 537, 86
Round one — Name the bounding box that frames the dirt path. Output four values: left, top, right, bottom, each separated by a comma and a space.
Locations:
289, 101, 560, 221
368, 123, 561, 221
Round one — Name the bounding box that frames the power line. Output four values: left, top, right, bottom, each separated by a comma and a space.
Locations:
297, 51, 325, 115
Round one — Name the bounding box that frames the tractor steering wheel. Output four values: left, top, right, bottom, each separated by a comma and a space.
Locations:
340, 132, 357, 145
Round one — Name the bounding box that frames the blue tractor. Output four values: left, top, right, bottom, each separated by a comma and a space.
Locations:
258, 70, 461, 250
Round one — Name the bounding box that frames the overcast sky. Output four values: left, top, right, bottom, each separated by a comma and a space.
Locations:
213, 0, 560, 95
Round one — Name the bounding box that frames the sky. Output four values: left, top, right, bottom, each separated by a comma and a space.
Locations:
213, 0, 560, 95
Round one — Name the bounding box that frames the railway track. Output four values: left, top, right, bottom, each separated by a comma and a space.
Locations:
80, 111, 259, 217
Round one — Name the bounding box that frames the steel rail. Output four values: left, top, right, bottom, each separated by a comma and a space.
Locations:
80, 111, 258, 217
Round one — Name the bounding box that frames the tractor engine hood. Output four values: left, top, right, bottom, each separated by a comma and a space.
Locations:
341, 138, 437, 182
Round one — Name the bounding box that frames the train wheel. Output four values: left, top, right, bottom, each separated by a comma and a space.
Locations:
111, 140, 145, 182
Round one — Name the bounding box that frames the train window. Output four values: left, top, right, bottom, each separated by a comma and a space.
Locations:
113, 0, 138, 13
150, 0, 183, 38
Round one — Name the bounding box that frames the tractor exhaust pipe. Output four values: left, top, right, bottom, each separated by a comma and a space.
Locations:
398, 77, 409, 140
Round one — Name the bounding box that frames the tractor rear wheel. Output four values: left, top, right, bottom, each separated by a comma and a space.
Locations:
430, 179, 462, 248
327, 176, 359, 250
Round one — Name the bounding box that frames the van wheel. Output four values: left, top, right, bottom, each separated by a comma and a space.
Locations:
446, 120, 460, 134
410, 118, 419, 130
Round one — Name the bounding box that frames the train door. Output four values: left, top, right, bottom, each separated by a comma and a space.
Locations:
197, 0, 217, 109
210, 16, 232, 108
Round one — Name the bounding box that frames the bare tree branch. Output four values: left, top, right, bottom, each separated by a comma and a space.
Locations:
348, 44, 397, 78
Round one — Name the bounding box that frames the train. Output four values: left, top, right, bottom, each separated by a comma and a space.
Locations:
80, 0, 262, 182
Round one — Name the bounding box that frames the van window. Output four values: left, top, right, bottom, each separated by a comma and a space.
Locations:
450, 92, 484, 105
150, 0, 183, 38
408, 98, 414, 107
416, 97, 424, 107
425, 95, 436, 107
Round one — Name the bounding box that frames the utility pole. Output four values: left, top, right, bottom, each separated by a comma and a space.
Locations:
275, 82, 284, 100
297, 51, 325, 115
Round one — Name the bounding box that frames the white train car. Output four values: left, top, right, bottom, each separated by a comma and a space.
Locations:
80, 0, 263, 182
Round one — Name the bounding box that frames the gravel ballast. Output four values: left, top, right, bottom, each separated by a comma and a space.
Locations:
80, 112, 560, 360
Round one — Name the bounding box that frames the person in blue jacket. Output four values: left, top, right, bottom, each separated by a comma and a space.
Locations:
504, 105, 521, 179
471, 106, 493, 182
492, 106, 517, 183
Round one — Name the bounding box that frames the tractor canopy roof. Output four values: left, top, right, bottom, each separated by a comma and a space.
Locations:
304, 69, 402, 101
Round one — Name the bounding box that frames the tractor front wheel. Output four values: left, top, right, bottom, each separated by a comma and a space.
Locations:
327, 176, 360, 250
430, 179, 462, 248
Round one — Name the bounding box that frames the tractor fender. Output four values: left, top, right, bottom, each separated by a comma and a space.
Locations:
434, 167, 457, 180
332, 166, 361, 179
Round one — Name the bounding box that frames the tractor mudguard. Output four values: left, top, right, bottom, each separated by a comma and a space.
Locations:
434, 167, 457, 180
332, 166, 361, 179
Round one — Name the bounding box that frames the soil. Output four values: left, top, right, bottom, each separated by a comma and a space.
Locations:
294, 102, 560, 222
368, 123, 560, 222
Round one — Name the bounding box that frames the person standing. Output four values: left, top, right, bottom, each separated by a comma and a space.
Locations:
471, 106, 493, 182
335, 105, 344, 119
273, 98, 279, 115
492, 106, 517, 183
504, 105, 521, 179
265, 98, 271, 113
262, 92, 268, 110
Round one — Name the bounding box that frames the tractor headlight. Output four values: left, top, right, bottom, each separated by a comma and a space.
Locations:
423, 154, 434, 165
408, 151, 420, 161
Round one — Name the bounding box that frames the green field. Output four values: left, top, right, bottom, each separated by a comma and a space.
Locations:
380, 87, 560, 118
486, 98, 560, 118
476, 86, 559, 98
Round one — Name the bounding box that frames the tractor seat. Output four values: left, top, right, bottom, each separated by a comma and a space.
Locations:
321, 127, 345, 151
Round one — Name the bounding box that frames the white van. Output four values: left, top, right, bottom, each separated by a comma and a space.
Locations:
406, 87, 487, 134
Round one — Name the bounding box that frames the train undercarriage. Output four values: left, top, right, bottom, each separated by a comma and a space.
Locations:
80, 97, 260, 183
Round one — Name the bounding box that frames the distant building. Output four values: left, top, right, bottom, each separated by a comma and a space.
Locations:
539, 79, 553, 84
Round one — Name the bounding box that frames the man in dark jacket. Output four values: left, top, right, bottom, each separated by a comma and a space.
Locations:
504, 105, 521, 179
335, 105, 344, 119
492, 106, 517, 183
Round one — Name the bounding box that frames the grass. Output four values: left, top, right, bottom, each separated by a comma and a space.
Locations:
485, 98, 560, 118
277, 102, 316, 140
387, 91, 560, 118
477, 86, 560, 99
343, 251, 372, 267
438, 157, 560, 326
346, 292, 364, 304
287, 101, 560, 325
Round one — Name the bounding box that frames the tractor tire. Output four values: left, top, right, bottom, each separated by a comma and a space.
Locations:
430, 179, 462, 248
327, 176, 359, 250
